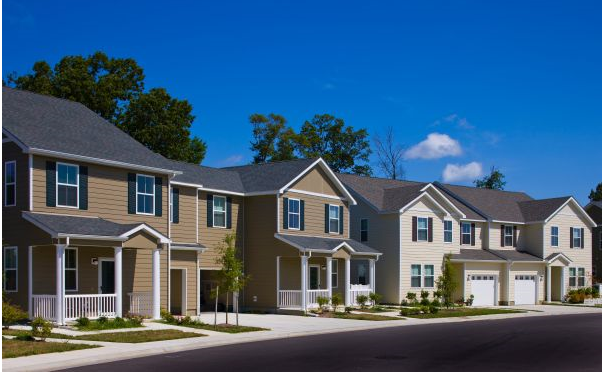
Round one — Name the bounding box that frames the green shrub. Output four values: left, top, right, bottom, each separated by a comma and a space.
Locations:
331, 293, 343, 311
344, 306, 353, 314
420, 305, 430, 314
356, 294, 369, 308
420, 290, 429, 300
400, 299, 409, 306
2, 301, 28, 328
465, 295, 474, 306
431, 299, 441, 307
316, 296, 330, 311
433, 290, 443, 300
369, 292, 382, 307
15, 331, 35, 341
420, 298, 430, 306
75, 317, 90, 327
429, 305, 439, 314
160, 309, 175, 323
400, 307, 420, 316
566, 290, 585, 304
31, 317, 52, 341
406, 292, 417, 303
125, 314, 144, 326
97, 316, 108, 324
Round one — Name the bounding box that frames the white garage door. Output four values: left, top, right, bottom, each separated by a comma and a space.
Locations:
471, 275, 496, 306
514, 275, 536, 305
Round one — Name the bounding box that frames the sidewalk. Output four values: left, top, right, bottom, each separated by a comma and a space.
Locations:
4, 305, 601, 372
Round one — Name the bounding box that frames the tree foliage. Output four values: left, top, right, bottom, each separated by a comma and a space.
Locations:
6, 51, 206, 163
215, 234, 248, 325
589, 182, 602, 201
474, 166, 506, 190
249, 113, 372, 175
436, 255, 457, 309
373, 126, 405, 180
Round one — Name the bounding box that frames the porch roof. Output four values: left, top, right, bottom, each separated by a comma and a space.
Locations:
274, 233, 381, 256
449, 249, 506, 262
488, 249, 544, 262
22, 211, 169, 243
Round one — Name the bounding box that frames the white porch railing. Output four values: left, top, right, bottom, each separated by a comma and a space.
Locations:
64, 294, 117, 320
128, 292, 153, 317
32, 295, 57, 321
278, 290, 302, 308
307, 289, 329, 307
350, 284, 372, 306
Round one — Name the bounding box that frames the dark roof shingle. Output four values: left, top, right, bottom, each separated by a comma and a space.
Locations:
23, 212, 141, 237
275, 233, 380, 255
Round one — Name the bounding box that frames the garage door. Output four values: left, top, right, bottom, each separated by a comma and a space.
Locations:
514, 275, 536, 305
471, 275, 496, 306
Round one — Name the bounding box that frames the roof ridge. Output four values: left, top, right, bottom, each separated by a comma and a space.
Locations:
337, 172, 425, 185
221, 157, 318, 170
441, 181, 533, 198
3, 86, 91, 109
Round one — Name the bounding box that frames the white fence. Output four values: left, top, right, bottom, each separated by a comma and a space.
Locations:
278, 290, 302, 308
64, 294, 116, 320
32, 295, 57, 321
350, 284, 372, 306
128, 292, 153, 317
307, 290, 329, 307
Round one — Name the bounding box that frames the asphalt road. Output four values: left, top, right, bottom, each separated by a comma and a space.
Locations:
68, 314, 602, 372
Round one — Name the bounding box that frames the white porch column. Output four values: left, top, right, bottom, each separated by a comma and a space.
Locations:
546, 265, 551, 302
300, 255, 308, 312
152, 248, 161, 319
344, 258, 351, 306
28, 246, 33, 318
369, 259, 376, 293
276, 256, 281, 308
326, 257, 332, 300
55, 245, 65, 325
114, 247, 123, 318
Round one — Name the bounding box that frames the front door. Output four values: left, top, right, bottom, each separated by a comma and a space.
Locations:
309, 265, 320, 290
99, 260, 115, 294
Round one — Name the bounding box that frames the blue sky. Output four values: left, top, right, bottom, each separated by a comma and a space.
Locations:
3, 0, 601, 203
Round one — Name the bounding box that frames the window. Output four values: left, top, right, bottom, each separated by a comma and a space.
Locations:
424, 265, 435, 287
3, 247, 17, 292
461, 222, 472, 245
57, 163, 78, 207
360, 219, 368, 242
411, 264, 421, 287
572, 227, 582, 248
417, 217, 428, 241
569, 267, 586, 287
444, 220, 452, 243
288, 198, 300, 230
504, 225, 514, 247
329, 205, 340, 233
65, 248, 77, 291
332, 259, 338, 288
213, 196, 226, 227
551, 226, 559, 247
4, 161, 16, 207
136, 174, 154, 214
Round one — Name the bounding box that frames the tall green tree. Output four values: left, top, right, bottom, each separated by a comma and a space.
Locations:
474, 166, 506, 190
436, 255, 458, 309
117, 88, 206, 164
589, 182, 602, 201
249, 113, 297, 163
214, 234, 248, 325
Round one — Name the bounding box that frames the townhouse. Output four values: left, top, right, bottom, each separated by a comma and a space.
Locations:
585, 201, 602, 282
339, 174, 596, 306
2, 87, 380, 323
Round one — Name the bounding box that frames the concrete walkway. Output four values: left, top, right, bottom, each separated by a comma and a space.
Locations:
4, 305, 601, 372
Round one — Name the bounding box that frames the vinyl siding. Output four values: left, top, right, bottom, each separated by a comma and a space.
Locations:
170, 186, 198, 243
522, 223, 544, 258
171, 250, 199, 315
279, 191, 349, 237
489, 222, 524, 250
289, 167, 344, 197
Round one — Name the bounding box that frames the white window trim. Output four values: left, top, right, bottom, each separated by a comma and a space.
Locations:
423, 264, 435, 288
360, 218, 368, 242
551, 226, 559, 247
443, 219, 453, 244
332, 259, 338, 289
461, 222, 472, 245
212, 195, 227, 228
4, 161, 16, 207
569, 267, 586, 287
65, 247, 78, 292
287, 198, 301, 230
416, 216, 429, 242
3, 246, 18, 292
56, 162, 79, 209
328, 204, 340, 234
504, 225, 514, 247
136, 174, 155, 216
572, 227, 582, 249
410, 264, 422, 288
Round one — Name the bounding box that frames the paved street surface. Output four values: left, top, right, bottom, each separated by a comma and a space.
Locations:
68, 313, 602, 372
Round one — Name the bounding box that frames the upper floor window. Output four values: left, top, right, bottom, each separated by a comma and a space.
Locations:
3, 246, 17, 292
360, 219, 368, 242
288, 198, 300, 230
57, 163, 79, 208
417, 217, 428, 241
329, 205, 340, 233
213, 195, 226, 228
551, 226, 559, 247
4, 161, 16, 207
504, 225, 514, 247
461, 222, 472, 245
136, 175, 155, 214
572, 227, 582, 249
65, 248, 77, 291
569, 267, 585, 287
444, 220, 453, 243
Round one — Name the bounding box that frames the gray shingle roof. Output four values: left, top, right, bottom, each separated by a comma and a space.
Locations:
275, 233, 380, 255
23, 212, 141, 237
170, 160, 245, 193
517, 197, 571, 222
224, 158, 319, 193
449, 249, 506, 262
3, 87, 178, 173
488, 249, 543, 262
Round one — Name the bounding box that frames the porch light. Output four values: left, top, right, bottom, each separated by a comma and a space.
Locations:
539, 275, 544, 282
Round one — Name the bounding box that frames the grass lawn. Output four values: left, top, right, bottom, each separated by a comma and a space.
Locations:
3, 329, 74, 339
159, 320, 268, 333
2, 338, 98, 358
73, 329, 205, 343
327, 312, 401, 321
74, 318, 144, 331
403, 307, 525, 319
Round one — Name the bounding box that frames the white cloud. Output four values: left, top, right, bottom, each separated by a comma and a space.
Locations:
219, 154, 244, 166
404, 133, 463, 160
442, 162, 483, 183
431, 113, 474, 129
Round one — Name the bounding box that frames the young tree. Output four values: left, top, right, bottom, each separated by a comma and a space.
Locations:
117, 88, 206, 164
249, 113, 296, 163
474, 166, 506, 190
373, 126, 405, 180
589, 182, 602, 201
214, 234, 248, 325
436, 255, 458, 309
